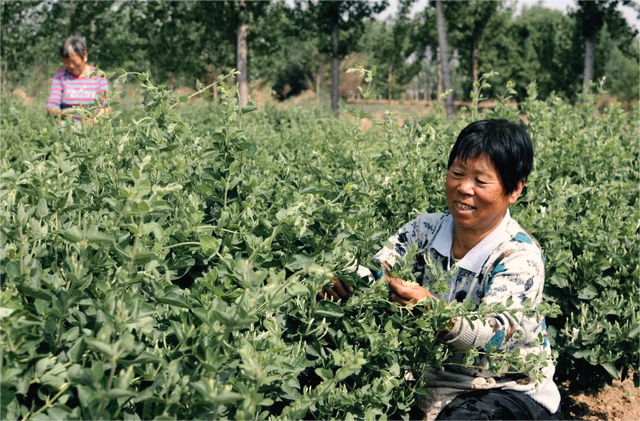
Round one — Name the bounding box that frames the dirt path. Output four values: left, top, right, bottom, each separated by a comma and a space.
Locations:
562, 376, 639, 420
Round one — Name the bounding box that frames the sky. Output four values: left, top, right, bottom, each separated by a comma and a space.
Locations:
377, 0, 640, 30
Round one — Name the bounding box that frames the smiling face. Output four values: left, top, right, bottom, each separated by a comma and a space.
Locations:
446, 154, 524, 239
63, 50, 88, 78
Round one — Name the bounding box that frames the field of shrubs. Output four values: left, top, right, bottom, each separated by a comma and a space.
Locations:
1, 72, 638, 420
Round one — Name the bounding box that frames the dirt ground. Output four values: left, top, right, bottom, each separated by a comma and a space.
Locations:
562, 375, 639, 420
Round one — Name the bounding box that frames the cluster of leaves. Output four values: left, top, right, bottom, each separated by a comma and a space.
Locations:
1, 70, 637, 420
513, 80, 640, 388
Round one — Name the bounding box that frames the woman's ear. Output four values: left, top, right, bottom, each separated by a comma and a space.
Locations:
508, 180, 526, 205
83, 51, 88, 62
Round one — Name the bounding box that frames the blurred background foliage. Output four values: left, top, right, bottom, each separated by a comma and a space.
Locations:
1, 0, 638, 106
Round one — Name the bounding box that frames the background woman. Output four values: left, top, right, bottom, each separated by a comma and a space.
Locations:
46, 36, 109, 125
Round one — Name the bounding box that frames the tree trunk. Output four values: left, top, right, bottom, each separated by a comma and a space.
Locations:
316, 61, 322, 103
209, 41, 219, 102
437, 46, 443, 100
583, 35, 595, 91
472, 35, 479, 87
435, 0, 454, 118
3, 58, 8, 87
331, 18, 340, 113
0, 22, 4, 92
388, 66, 393, 103
167, 72, 174, 90
90, 20, 96, 49
425, 71, 429, 104
237, 2, 249, 108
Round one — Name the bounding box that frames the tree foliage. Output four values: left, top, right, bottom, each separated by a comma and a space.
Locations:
0, 0, 637, 104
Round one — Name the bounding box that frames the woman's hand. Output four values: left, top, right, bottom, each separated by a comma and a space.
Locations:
316, 278, 354, 303
380, 261, 437, 306
81, 116, 98, 126
387, 276, 437, 305
47, 108, 63, 118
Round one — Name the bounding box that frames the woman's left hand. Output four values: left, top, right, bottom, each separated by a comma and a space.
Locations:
387, 276, 437, 305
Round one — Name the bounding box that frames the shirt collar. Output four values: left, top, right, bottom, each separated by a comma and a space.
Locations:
431, 209, 513, 274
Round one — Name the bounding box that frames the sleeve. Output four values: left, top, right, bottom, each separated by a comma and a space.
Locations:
372, 219, 420, 267
46, 74, 62, 110
440, 246, 546, 353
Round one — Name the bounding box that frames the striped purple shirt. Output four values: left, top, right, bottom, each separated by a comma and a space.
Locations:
46, 66, 109, 119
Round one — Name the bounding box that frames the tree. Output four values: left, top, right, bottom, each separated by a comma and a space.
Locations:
296, 1, 387, 113
193, 1, 271, 104
365, 19, 422, 102
107, 1, 218, 83
1, 1, 41, 85
573, 0, 638, 90
434, 0, 453, 118
237, 1, 249, 107
480, 5, 581, 101
443, 0, 507, 98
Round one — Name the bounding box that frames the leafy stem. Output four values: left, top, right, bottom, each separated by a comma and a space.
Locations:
25, 383, 70, 420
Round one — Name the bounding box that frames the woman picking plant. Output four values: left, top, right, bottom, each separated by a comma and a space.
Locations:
46, 36, 109, 125
321, 119, 561, 420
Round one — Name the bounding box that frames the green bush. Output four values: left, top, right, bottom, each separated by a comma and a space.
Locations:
1, 73, 637, 420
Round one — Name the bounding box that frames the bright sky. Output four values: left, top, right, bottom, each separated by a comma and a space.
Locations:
377, 0, 640, 30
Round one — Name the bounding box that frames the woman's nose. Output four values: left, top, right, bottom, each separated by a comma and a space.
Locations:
458, 178, 474, 195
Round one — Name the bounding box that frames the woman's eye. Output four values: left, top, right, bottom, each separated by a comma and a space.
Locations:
476, 179, 487, 185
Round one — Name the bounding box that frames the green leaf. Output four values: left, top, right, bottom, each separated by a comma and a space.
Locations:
287, 254, 313, 271
0, 307, 16, 318
4, 262, 20, 279
41, 373, 66, 390
107, 389, 136, 399
286, 282, 309, 297
17, 284, 52, 300
314, 368, 333, 381
315, 301, 345, 318
156, 293, 190, 309
154, 412, 176, 420
36, 198, 49, 218
210, 392, 243, 404
67, 338, 87, 362
199, 235, 221, 255
241, 104, 257, 114
133, 250, 157, 265
60, 226, 83, 243
84, 338, 117, 358
138, 201, 150, 212
179, 96, 189, 102
86, 226, 113, 244
601, 362, 620, 380
578, 284, 598, 300
1, 168, 16, 180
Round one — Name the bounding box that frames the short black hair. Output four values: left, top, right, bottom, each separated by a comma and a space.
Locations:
61, 36, 87, 59
447, 119, 533, 195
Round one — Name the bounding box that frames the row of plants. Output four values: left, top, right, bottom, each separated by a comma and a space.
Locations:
1, 71, 638, 419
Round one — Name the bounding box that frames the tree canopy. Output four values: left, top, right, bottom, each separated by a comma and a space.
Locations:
1, 0, 637, 104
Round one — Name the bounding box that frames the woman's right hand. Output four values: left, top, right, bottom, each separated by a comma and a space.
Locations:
316, 278, 354, 303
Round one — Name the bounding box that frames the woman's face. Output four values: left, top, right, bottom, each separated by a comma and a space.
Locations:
446, 154, 524, 237
63, 50, 88, 77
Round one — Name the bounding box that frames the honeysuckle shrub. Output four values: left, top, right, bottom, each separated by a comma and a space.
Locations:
1, 72, 637, 420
